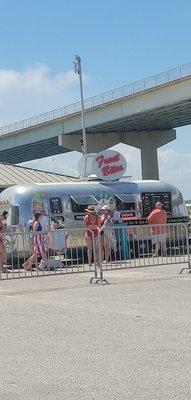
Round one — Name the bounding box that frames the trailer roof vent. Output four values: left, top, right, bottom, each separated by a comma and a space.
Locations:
87, 175, 102, 181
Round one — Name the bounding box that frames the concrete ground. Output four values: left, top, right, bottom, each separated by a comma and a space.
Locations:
0, 263, 190, 400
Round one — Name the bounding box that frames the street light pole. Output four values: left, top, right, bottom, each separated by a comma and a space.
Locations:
73, 55, 87, 155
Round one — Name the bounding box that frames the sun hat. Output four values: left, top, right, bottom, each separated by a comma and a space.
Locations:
85, 205, 97, 213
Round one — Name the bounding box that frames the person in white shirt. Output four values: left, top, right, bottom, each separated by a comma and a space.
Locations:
99, 205, 116, 262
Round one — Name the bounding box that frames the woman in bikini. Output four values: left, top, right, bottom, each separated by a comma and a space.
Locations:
83, 205, 100, 266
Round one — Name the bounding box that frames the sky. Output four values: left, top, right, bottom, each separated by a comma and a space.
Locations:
0, 0, 191, 198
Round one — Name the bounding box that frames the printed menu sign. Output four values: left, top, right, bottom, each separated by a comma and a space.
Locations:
49, 197, 62, 214
141, 192, 172, 218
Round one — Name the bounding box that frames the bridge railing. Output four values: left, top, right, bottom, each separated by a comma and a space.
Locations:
0, 63, 191, 136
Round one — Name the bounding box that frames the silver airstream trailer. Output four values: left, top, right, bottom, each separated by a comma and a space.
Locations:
0, 178, 188, 228
0, 178, 188, 263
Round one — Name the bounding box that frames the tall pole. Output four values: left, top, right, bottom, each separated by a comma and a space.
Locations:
74, 55, 87, 155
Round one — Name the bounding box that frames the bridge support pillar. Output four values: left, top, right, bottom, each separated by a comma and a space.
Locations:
140, 146, 159, 180
122, 129, 176, 180
58, 128, 176, 180
121, 129, 176, 180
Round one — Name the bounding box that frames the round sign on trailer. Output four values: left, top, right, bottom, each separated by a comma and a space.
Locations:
92, 149, 127, 181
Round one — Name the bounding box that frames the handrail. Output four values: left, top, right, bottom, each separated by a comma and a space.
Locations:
0, 62, 190, 136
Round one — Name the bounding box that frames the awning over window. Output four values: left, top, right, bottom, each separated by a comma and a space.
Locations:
71, 195, 98, 205
115, 194, 135, 202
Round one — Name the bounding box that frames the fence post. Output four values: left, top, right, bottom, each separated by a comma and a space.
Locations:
90, 232, 109, 284
180, 223, 191, 274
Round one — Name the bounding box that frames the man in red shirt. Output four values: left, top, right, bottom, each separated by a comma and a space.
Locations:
148, 202, 167, 256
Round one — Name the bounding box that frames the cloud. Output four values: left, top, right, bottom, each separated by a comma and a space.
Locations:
21, 152, 81, 178
0, 64, 80, 123
158, 149, 191, 198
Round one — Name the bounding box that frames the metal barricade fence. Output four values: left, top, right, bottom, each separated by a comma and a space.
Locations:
0, 223, 190, 281
0, 228, 98, 280
96, 223, 190, 277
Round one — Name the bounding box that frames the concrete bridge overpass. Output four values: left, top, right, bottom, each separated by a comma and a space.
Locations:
0, 63, 191, 179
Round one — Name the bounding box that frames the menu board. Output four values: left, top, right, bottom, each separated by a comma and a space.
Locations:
141, 192, 172, 218
49, 197, 62, 214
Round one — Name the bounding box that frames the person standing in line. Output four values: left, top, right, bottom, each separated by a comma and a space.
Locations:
100, 205, 116, 262
83, 205, 100, 266
48, 218, 68, 254
23, 212, 48, 270
148, 202, 167, 256
0, 211, 8, 273
40, 211, 49, 231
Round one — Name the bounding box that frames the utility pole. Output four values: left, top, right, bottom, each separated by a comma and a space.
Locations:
73, 55, 87, 155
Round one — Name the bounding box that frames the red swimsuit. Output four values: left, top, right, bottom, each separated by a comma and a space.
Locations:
84, 215, 100, 239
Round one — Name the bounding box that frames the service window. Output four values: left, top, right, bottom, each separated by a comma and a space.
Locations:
49, 197, 63, 214
115, 194, 136, 212
71, 195, 98, 213
11, 206, 20, 225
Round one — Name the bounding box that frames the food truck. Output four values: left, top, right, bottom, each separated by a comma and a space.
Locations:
0, 150, 188, 259
0, 178, 188, 228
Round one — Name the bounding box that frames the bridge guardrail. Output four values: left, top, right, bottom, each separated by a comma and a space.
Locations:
0, 63, 191, 136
